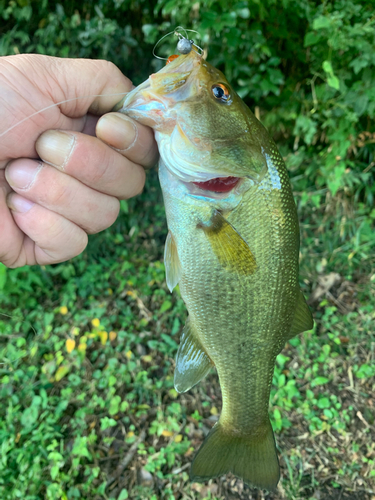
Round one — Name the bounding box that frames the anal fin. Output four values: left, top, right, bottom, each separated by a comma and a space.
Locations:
286, 289, 314, 340
174, 317, 213, 393
164, 230, 182, 293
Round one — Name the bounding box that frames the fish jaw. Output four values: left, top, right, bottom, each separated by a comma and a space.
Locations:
118, 49, 202, 132
118, 48, 269, 184
158, 159, 252, 215
118, 78, 175, 131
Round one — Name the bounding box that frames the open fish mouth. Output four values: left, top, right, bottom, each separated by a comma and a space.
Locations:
193, 176, 241, 193
182, 175, 244, 200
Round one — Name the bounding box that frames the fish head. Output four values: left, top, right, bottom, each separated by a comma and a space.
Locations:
120, 47, 268, 186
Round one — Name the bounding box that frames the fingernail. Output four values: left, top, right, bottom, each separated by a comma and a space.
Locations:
96, 114, 137, 151
36, 130, 76, 169
7, 193, 35, 213
5, 160, 43, 189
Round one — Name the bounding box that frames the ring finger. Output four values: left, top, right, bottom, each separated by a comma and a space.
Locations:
5, 158, 120, 234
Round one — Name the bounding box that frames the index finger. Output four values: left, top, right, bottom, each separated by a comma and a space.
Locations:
35, 129, 146, 199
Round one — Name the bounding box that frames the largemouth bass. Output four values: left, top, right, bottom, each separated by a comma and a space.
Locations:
117, 43, 313, 490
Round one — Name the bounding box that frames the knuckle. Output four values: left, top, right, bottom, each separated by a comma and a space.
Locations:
135, 128, 158, 168
141, 146, 159, 169
0, 247, 24, 268
87, 198, 120, 234
135, 170, 146, 196
51, 187, 69, 206
39, 177, 73, 207
45, 215, 68, 242
89, 151, 112, 185
106, 199, 120, 226
119, 166, 146, 200
101, 60, 117, 73
100, 60, 132, 87
73, 231, 88, 257
0, 208, 25, 268
44, 217, 88, 260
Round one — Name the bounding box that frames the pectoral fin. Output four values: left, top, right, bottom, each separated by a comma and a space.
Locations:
174, 317, 214, 393
164, 231, 182, 293
199, 210, 256, 275
286, 289, 314, 340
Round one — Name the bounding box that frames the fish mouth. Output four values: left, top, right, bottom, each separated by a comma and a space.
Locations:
118, 64, 197, 129
118, 80, 171, 127
184, 176, 243, 199
192, 176, 241, 193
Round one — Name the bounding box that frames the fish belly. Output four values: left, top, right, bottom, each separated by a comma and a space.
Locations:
159, 158, 299, 489
160, 158, 299, 424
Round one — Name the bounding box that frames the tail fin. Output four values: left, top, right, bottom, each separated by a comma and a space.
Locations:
190, 419, 280, 491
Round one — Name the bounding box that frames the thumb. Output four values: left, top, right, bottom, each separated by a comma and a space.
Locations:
40, 56, 134, 117
0, 55, 134, 162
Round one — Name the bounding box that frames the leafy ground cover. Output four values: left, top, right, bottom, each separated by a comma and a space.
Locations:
1, 0, 375, 499
1, 174, 374, 500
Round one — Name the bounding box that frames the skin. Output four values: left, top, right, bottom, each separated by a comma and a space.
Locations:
0, 54, 158, 268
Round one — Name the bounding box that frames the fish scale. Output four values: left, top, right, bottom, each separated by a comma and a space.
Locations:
119, 44, 313, 491
163, 148, 298, 429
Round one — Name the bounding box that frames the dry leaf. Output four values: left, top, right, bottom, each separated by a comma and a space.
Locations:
66, 338, 75, 353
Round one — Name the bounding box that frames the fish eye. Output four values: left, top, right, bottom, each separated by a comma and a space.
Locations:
211, 83, 230, 102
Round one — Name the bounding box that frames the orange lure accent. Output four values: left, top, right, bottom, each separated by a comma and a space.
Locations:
166, 54, 179, 65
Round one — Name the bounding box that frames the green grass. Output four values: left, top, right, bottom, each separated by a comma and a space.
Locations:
1, 2, 375, 497
1, 172, 374, 500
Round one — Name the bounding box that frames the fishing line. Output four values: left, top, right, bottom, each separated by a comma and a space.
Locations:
0, 91, 129, 139
2, 28, 203, 139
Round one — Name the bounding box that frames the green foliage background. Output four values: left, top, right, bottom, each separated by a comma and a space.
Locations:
0, 1, 374, 499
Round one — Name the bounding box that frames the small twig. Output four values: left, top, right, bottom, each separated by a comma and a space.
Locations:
172, 462, 190, 474
326, 290, 349, 314
106, 430, 146, 487
99, 453, 123, 462
345, 366, 355, 392
356, 410, 371, 428
363, 161, 375, 173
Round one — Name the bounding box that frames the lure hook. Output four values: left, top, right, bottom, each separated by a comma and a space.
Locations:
152, 26, 204, 61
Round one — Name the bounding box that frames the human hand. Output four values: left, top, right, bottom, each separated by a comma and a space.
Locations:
0, 54, 158, 268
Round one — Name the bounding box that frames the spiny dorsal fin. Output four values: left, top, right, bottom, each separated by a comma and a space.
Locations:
164, 230, 182, 293
174, 317, 214, 393
285, 289, 314, 340
199, 209, 256, 275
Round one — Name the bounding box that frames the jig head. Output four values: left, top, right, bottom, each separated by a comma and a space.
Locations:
153, 26, 203, 61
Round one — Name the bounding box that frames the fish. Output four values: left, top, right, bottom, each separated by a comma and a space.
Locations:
117, 43, 313, 490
